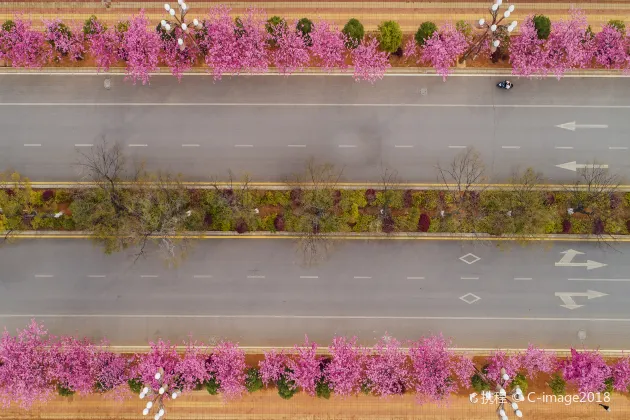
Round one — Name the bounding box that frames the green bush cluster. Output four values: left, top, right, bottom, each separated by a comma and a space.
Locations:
415, 22, 437, 46
378, 20, 403, 53
342, 18, 364, 48
533, 15, 551, 40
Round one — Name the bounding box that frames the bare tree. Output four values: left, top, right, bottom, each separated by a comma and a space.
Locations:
287, 159, 343, 265
209, 171, 258, 233
435, 148, 487, 235
73, 139, 192, 263
0, 171, 33, 243
564, 163, 622, 243
373, 167, 402, 234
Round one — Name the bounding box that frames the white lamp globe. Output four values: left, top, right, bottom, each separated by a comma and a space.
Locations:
508, 5, 515, 12
182, 3, 187, 10
172, 392, 178, 399
502, 373, 510, 381
499, 409, 506, 416
193, 18, 199, 26
159, 387, 165, 395
499, 388, 507, 397
154, 415, 160, 420
146, 401, 153, 409
515, 409, 523, 418
165, 23, 171, 31
143, 408, 149, 416
508, 25, 514, 32
504, 11, 511, 18
178, 0, 183, 4
181, 23, 187, 30
143, 387, 149, 394
160, 20, 166, 27
496, 0, 502, 5
169, 8, 175, 16
512, 402, 519, 410
155, 372, 161, 380
511, 21, 518, 28
479, 18, 485, 26
491, 24, 497, 32
491, 4, 499, 11
158, 409, 165, 416
177, 38, 184, 46
164, 4, 170, 11
493, 39, 500, 47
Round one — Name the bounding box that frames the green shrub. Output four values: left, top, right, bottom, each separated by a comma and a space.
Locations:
570, 218, 590, 234
548, 374, 566, 396
29, 190, 44, 208
184, 210, 205, 231
128, 378, 143, 394
83, 15, 102, 35
54, 190, 73, 204
245, 368, 264, 393
342, 18, 364, 48
115, 21, 129, 33
413, 190, 440, 211
607, 19, 625, 34
544, 218, 562, 234
316, 378, 332, 399
353, 214, 377, 232
361, 381, 372, 395
256, 191, 290, 207
2, 20, 15, 32
277, 374, 297, 399
205, 376, 220, 395
604, 377, 614, 394
456, 20, 472, 38
340, 190, 367, 211
415, 22, 437, 46
428, 216, 440, 232
376, 190, 404, 209
57, 384, 75, 397
297, 18, 313, 36
378, 20, 403, 53
266, 16, 287, 36
512, 373, 528, 394
258, 214, 278, 232
31, 215, 56, 230
471, 373, 490, 393
532, 15, 551, 40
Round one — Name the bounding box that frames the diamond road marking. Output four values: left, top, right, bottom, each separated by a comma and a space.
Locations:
459, 253, 481, 265
459, 293, 481, 304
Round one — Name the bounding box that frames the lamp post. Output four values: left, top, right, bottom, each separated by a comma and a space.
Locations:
139, 368, 181, 420
470, 367, 525, 420
161, 1, 202, 50
460, 0, 518, 62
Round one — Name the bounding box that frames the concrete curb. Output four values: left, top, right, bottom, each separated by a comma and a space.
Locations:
0, 66, 628, 78
105, 346, 629, 357
5, 230, 628, 242
25, 181, 630, 192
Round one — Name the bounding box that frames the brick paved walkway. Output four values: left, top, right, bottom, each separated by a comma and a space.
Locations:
1, 1, 627, 31
0, 389, 627, 420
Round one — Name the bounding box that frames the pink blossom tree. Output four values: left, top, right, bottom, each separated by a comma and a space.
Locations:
309, 20, 348, 71
451, 354, 475, 389
259, 349, 288, 386
351, 37, 391, 83
0, 17, 50, 68
160, 28, 199, 81
120, 10, 161, 85
611, 356, 630, 392
51, 336, 98, 395
486, 350, 521, 385
420, 24, 468, 81
562, 348, 611, 393
133, 339, 180, 390
270, 21, 310, 75
202, 6, 269, 80
517, 344, 557, 378
510, 17, 548, 78
208, 341, 247, 399
0, 320, 55, 409
43, 19, 85, 62
88, 22, 120, 72
175, 340, 209, 391
408, 334, 460, 404
324, 336, 365, 396
286, 336, 321, 395
364, 336, 408, 397
402, 37, 417, 61
545, 8, 596, 79
594, 24, 629, 70
93, 349, 129, 393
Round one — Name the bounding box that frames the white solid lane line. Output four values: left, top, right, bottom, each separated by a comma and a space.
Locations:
24, 144, 41, 147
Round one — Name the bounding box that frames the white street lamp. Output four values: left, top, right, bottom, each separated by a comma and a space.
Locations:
479, 18, 485, 26
503, 11, 511, 18
143, 408, 149, 416
508, 4, 515, 12
515, 409, 523, 417
491, 3, 499, 11
493, 39, 500, 47
491, 24, 497, 31
164, 4, 170, 11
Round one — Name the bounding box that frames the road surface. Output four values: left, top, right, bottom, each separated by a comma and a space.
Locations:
1, 74, 628, 183
2, 239, 630, 348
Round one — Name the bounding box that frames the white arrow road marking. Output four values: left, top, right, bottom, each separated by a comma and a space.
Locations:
556, 161, 609, 172
555, 249, 606, 270
555, 290, 608, 310
556, 121, 609, 131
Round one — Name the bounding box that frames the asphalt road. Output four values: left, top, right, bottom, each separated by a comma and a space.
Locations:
1, 74, 629, 183
2, 239, 630, 349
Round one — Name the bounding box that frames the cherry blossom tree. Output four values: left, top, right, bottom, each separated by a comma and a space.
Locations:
208, 341, 246, 399
351, 37, 391, 83
309, 20, 348, 71
517, 344, 557, 378
0, 17, 50, 68
486, 350, 521, 385
286, 336, 320, 395
121, 10, 161, 85
562, 348, 611, 393
43, 19, 85, 62
420, 24, 468, 81
451, 354, 475, 389
510, 17, 548, 78
0, 320, 56, 409
364, 336, 409, 397
175, 339, 209, 391
201, 6, 269, 80
160, 28, 199, 81
93, 348, 129, 393
408, 334, 459, 404
259, 349, 288, 386
52, 336, 98, 395
270, 21, 310, 75
133, 339, 180, 390
611, 356, 630, 392
595, 24, 629, 70
88, 22, 120, 72
324, 336, 365, 396
402, 37, 417, 61
545, 8, 595, 79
